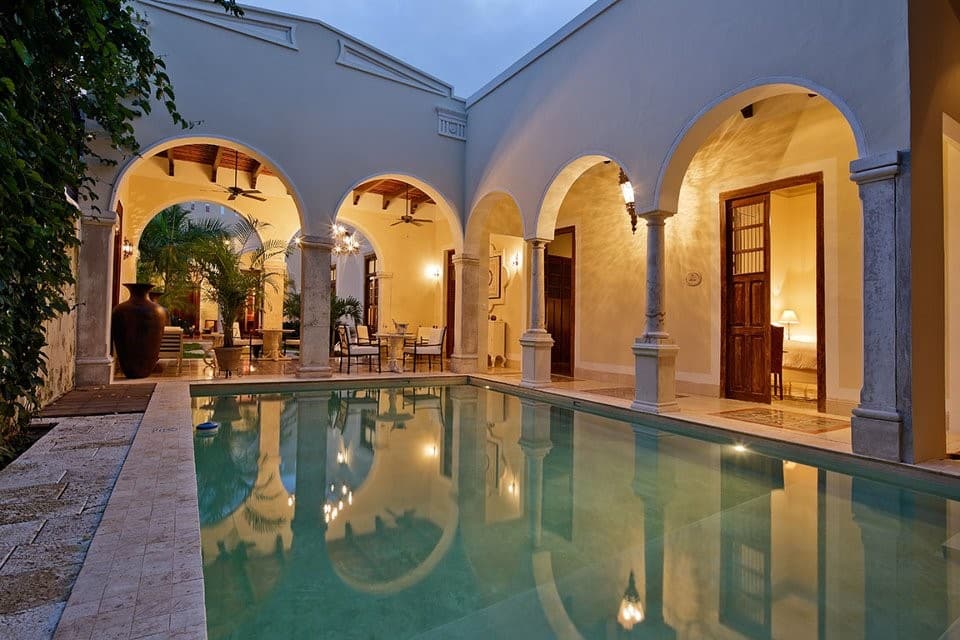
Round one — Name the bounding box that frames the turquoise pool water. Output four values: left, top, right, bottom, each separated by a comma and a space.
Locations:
192, 384, 960, 639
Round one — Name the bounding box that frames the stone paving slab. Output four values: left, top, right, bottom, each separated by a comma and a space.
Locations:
0, 414, 140, 638
54, 382, 207, 640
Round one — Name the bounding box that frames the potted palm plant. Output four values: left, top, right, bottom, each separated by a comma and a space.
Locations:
195, 215, 288, 376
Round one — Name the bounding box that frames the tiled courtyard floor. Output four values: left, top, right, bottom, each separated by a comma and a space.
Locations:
0, 414, 139, 638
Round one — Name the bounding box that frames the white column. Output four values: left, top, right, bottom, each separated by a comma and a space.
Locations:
75, 211, 118, 387
520, 238, 554, 387
450, 254, 480, 373
850, 152, 910, 461
297, 235, 333, 378
632, 210, 680, 413
375, 271, 393, 334
519, 400, 552, 548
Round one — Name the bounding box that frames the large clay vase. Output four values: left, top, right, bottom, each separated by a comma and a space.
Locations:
112, 283, 165, 378
147, 290, 169, 328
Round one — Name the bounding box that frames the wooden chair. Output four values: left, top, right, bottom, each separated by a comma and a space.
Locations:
159, 327, 184, 375
771, 324, 784, 400
337, 325, 381, 373
403, 326, 446, 372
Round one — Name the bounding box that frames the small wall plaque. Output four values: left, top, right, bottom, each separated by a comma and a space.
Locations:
685, 272, 703, 287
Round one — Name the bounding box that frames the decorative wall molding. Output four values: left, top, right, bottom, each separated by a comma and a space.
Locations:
436, 108, 467, 141
336, 39, 452, 97
138, 0, 298, 50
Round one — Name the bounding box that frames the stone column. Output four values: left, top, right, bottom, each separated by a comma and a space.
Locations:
520, 238, 554, 387
632, 210, 680, 413
519, 400, 552, 548
75, 211, 118, 387
450, 254, 480, 373
297, 235, 333, 378
850, 152, 908, 461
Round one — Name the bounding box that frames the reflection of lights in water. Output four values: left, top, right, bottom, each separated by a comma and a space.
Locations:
324, 504, 331, 514
338, 500, 344, 510
424, 443, 438, 458
733, 444, 748, 453
617, 570, 645, 630
341, 484, 348, 496
336, 451, 345, 464
330, 484, 335, 492
287, 495, 295, 507
348, 491, 353, 505
508, 481, 517, 495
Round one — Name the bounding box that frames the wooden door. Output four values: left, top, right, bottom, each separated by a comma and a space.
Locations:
546, 227, 575, 377
445, 250, 456, 357
724, 195, 771, 403
364, 254, 378, 332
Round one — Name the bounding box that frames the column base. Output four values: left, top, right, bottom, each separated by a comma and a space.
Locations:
75, 357, 114, 387
450, 354, 478, 374
297, 363, 333, 379
851, 407, 902, 461
520, 331, 554, 388
631, 341, 680, 414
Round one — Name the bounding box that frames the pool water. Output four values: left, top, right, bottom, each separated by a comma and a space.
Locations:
192, 385, 960, 639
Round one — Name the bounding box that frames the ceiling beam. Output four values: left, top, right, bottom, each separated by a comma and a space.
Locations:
211, 146, 226, 183
352, 179, 389, 206
167, 152, 175, 177
250, 161, 265, 189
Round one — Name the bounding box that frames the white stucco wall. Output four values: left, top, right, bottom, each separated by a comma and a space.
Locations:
464, 0, 909, 235
92, 0, 466, 242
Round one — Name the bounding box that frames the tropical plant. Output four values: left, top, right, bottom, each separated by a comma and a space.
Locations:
0, 0, 241, 452
332, 295, 363, 327
136, 204, 227, 308
283, 287, 301, 325
194, 216, 289, 348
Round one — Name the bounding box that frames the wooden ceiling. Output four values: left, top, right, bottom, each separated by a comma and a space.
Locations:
353, 178, 435, 212
156, 144, 274, 187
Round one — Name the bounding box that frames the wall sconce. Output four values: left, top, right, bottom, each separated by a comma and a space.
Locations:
778, 309, 799, 340
121, 237, 134, 259
617, 570, 645, 630
510, 252, 521, 273
619, 169, 638, 234
426, 265, 442, 281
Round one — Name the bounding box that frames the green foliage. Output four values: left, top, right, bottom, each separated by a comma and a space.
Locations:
332, 295, 363, 327
283, 288, 301, 323
136, 204, 227, 309
194, 216, 289, 348
0, 0, 242, 451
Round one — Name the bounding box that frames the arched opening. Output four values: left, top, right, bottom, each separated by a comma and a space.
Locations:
330, 174, 463, 371
662, 88, 863, 415
533, 155, 643, 383
106, 137, 305, 378
464, 192, 526, 372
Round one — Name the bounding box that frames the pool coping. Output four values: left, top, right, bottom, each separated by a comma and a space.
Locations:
54, 373, 960, 638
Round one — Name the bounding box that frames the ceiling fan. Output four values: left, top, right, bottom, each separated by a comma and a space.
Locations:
209, 149, 267, 202
391, 185, 433, 227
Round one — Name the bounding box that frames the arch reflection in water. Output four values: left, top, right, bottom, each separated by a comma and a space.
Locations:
192, 384, 960, 639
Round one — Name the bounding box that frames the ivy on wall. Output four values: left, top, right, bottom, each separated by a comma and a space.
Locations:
0, 0, 241, 455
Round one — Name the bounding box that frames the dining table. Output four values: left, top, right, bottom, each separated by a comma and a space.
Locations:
378, 332, 413, 373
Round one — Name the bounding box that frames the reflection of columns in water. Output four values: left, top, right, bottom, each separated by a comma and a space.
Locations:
293, 392, 331, 544
631, 426, 676, 637
451, 386, 485, 525
520, 400, 552, 549
851, 477, 948, 639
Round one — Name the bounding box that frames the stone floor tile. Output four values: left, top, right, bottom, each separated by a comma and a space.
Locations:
0, 601, 64, 639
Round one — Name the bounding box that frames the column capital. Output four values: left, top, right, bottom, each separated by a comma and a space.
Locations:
523, 237, 552, 247
374, 271, 394, 280
451, 254, 480, 267
637, 208, 677, 223
299, 235, 335, 251
81, 210, 119, 228
850, 151, 901, 184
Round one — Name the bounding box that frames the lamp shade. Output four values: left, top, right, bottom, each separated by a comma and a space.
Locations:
779, 309, 799, 325
618, 169, 635, 206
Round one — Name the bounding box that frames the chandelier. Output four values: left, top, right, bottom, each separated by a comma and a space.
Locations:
331, 223, 361, 256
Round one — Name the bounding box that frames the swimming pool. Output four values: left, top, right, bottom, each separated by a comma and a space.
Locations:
192, 383, 960, 639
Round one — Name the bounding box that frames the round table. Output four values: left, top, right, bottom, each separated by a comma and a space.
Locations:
378, 332, 413, 373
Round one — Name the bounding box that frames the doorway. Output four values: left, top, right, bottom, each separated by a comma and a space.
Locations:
546, 227, 575, 377
445, 249, 456, 357
720, 174, 825, 411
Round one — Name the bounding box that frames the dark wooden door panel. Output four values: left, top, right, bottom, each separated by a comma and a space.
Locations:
546, 229, 575, 377
725, 196, 771, 403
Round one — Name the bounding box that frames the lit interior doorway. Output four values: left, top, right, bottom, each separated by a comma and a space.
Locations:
720, 174, 825, 411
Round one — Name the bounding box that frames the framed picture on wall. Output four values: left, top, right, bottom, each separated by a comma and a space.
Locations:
488, 254, 502, 299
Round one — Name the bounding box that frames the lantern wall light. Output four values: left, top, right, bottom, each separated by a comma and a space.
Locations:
619, 169, 638, 234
